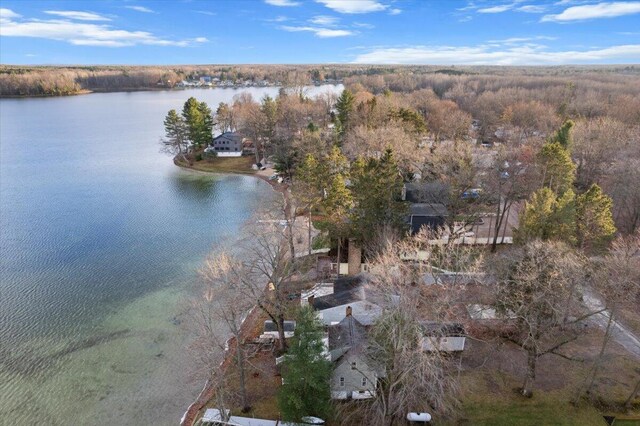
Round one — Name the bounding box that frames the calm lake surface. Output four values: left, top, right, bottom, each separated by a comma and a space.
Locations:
0, 85, 342, 425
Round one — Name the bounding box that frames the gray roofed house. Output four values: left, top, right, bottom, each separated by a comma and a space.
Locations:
327, 315, 382, 400
311, 284, 387, 326
208, 132, 244, 157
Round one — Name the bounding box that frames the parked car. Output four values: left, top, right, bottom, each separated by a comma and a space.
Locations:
461, 188, 482, 199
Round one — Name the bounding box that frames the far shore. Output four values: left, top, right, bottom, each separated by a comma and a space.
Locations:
1, 86, 247, 99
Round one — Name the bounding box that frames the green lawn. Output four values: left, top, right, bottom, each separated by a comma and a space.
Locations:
459, 395, 607, 426
175, 156, 256, 174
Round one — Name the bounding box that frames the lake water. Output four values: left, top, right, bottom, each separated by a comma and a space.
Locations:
0, 85, 342, 425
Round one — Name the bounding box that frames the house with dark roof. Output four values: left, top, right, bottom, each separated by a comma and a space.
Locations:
327, 315, 382, 400
402, 183, 449, 235
402, 182, 449, 204
207, 132, 244, 157
408, 203, 448, 235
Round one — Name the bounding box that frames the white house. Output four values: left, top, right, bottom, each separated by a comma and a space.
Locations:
327, 315, 381, 400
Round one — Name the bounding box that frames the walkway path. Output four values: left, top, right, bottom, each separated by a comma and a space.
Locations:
583, 289, 640, 359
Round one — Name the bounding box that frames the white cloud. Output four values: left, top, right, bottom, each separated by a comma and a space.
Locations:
351, 43, 640, 65
459, 15, 473, 22
0, 7, 21, 22
194, 10, 216, 16
0, 9, 207, 47
353, 21, 375, 29
309, 15, 339, 25
389, 8, 402, 15
478, 4, 515, 13
264, 0, 300, 6
457, 2, 479, 11
542, 1, 640, 22
487, 36, 558, 43
517, 5, 547, 13
125, 6, 155, 13
280, 25, 355, 37
316, 0, 387, 14
44, 10, 111, 21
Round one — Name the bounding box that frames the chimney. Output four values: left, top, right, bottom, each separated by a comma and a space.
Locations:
346, 306, 352, 317
308, 295, 315, 306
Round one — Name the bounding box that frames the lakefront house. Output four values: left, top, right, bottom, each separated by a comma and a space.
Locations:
207, 132, 244, 157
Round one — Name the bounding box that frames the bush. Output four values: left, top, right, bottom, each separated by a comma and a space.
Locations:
312, 233, 331, 250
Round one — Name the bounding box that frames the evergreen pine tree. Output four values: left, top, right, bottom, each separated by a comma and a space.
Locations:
350, 148, 407, 244
576, 184, 616, 252
278, 307, 332, 422
538, 142, 575, 195
335, 89, 355, 136
548, 120, 575, 151
162, 109, 189, 159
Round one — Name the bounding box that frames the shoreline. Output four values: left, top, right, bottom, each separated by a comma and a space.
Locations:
1, 85, 278, 99
173, 157, 288, 194
175, 158, 290, 426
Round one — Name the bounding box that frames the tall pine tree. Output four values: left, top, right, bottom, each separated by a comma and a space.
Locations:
350, 148, 407, 245
278, 307, 332, 422
576, 184, 616, 252
335, 89, 355, 137
538, 142, 575, 195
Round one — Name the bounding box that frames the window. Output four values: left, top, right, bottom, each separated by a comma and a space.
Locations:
339, 377, 344, 387
361, 377, 367, 387
351, 361, 357, 370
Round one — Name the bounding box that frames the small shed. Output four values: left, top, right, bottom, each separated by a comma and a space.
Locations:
421, 322, 466, 352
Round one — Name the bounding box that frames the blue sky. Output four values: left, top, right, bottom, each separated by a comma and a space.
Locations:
1, 0, 639, 65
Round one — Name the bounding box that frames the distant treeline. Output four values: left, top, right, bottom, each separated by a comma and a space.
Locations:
2, 64, 638, 98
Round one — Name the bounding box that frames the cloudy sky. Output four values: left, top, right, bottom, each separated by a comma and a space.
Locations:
1, 0, 639, 65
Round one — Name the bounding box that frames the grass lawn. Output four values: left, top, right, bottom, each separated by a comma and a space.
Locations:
459, 393, 607, 426
454, 332, 640, 426
176, 156, 256, 174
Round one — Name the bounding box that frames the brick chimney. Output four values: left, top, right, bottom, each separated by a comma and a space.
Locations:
308, 295, 315, 306
346, 306, 352, 317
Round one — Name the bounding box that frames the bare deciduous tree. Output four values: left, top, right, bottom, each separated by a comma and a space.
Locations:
198, 252, 254, 411
492, 240, 591, 397
237, 218, 307, 352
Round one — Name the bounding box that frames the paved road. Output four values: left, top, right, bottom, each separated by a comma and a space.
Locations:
583, 289, 640, 359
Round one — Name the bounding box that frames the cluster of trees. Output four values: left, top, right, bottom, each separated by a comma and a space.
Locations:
162, 97, 213, 162
295, 145, 406, 255
516, 121, 616, 253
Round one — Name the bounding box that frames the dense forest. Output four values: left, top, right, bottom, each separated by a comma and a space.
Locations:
160, 65, 638, 237
1, 63, 639, 99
